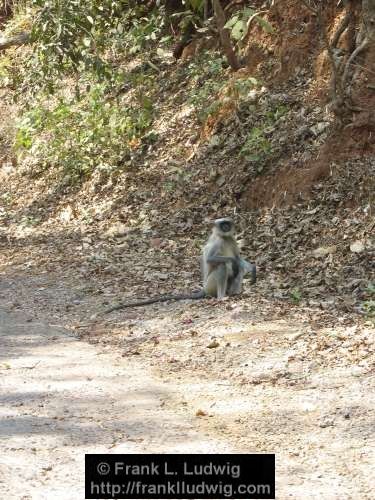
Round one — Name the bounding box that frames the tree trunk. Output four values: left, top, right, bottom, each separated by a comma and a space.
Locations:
362, 0, 375, 40
212, 0, 241, 70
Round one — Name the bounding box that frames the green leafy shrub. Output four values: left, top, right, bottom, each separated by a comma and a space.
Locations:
5, 1, 165, 184
240, 103, 288, 172
240, 126, 271, 170
15, 84, 153, 179
290, 288, 302, 304
225, 6, 274, 42
362, 284, 375, 323
120, 7, 167, 55
24, 0, 167, 92
362, 300, 375, 321
187, 54, 226, 122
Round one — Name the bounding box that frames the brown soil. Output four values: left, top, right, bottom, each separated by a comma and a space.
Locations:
243, 128, 375, 209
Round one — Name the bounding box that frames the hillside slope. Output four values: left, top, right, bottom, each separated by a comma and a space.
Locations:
0, 1, 374, 317
0, 2, 374, 498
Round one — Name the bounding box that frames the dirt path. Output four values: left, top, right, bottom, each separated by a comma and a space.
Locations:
1, 293, 374, 500
0, 308, 237, 500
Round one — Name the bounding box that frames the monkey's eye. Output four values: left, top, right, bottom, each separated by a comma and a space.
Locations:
220, 222, 231, 232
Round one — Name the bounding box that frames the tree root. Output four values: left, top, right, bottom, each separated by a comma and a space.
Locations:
0, 32, 30, 51
342, 38, 369, 92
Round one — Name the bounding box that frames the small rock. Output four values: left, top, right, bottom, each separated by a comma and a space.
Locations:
350, 240, 365, 253
153, 272, 169, 280
290, 332, 305, 341
319, 417, 335, 428
1, 162, 14, 174
247, 89, 261, 102
320, 298, 336, 309
150, 238, 162, 248
207, 340, 220, 349
208, 135, 220, 147
310, 122, 330, 136
59, 205, 74, 223
104, 222, 128, 238
216, 176, 226, 187
312, 246, 337, 258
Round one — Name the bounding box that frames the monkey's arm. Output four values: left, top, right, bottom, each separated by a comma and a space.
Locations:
206, 255, 238, 265
207, 256, 240, 279
205, 242, 239, 272
104, 290, 206, 314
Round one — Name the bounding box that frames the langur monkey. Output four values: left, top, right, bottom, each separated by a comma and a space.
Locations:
203, 217, 256, 298
104, 218, 256, 313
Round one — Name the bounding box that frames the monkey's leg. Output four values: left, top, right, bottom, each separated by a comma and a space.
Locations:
227, 259, 256, 295
204, 264, 228, 298
215, 264, 229, 299
227, 264, 245, 295
216, 264, 229, 299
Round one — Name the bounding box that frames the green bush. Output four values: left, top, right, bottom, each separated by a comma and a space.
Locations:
187, 54, 226, 122
240, 104, 288, 173
15, 84, 153, 179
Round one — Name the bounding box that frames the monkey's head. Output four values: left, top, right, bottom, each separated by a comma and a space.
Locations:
213, 217, 235, 237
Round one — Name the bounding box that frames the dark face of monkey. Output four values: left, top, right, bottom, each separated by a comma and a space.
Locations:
214, 218, 234, 236
219, 220, 232, 232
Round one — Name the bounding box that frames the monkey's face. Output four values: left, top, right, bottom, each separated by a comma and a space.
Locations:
214, 218, 234, 236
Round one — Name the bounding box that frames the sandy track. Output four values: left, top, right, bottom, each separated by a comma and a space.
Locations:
0, 299, 374, 499
0, 308, 235, 500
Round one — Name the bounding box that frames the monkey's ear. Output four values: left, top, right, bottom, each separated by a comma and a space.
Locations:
204, 218, 214, 225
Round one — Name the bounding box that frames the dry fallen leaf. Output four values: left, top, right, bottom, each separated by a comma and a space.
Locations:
195, 409, 208, 417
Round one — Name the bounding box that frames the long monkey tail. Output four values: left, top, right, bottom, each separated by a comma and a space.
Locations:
104, 290, 206, 314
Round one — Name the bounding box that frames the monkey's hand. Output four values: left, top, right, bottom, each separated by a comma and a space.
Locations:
231, 257, 240, 277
